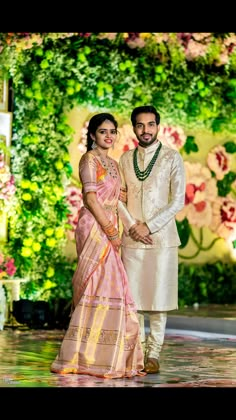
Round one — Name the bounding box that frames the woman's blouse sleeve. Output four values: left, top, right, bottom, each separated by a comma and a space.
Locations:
79, 153, 97, 193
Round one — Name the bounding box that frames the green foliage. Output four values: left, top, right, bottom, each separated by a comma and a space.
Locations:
217, 171, 236, 196
183, 136, 199, 154
176, 218, 190, 249
178, 261, 236, 307
20, 257, 76, 302
0, 33, 236, 131
224, 141, 236, 153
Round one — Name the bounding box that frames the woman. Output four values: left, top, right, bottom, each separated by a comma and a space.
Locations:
50, 113, 146, 378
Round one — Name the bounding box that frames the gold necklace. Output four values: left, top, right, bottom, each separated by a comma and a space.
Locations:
96, 149, 110, 170
133, 142, 162, 181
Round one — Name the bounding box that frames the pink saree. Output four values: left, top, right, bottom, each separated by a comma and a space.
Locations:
50, 152, 145, 378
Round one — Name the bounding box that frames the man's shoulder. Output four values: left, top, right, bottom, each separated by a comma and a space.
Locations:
120, 148, 135, 160
161, 144, 182, 158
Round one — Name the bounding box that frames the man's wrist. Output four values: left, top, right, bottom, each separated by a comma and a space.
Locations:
144, 222, 151, 234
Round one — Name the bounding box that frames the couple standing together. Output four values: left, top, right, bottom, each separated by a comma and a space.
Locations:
50, 105, 186, 379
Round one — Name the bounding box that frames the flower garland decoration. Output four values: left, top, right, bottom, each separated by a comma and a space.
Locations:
65, 184, 83, 241
0, 154, 16, 213
0, 252, 17, 279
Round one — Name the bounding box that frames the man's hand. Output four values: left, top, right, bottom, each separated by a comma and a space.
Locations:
129, 221, 153, 244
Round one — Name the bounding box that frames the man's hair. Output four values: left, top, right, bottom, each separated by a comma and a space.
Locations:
131, 105, 160, 126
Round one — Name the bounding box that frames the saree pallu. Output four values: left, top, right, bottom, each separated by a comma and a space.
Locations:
51, 208, 145, 378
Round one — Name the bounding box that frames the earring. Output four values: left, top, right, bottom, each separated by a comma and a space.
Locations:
92, 141, 97, 149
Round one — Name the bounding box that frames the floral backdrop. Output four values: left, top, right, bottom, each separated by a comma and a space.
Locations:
0, 32, 235, 307
75, 117, 236, 259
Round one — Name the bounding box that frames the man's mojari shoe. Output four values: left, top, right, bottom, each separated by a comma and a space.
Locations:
144, 358, 160, 374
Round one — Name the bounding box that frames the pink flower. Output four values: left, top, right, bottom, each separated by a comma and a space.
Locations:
153, 33, 170, 43
109, 123, 138, 162
207, 145, 231, 180
176, 162, 218, 227
0, 159, 16, 210
78, 121, 89, 154
97, 33, 118, 41
5, 258, 17, 276
185, 39, 208, 60
158, 124, 186, 151
210, 196, 236, 241
0, 253, 17, 278
126, 38, 146, 49
215, 51, 229, 66
65, 185, 83, 240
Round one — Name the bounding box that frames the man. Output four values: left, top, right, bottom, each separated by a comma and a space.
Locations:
118, 105, 186, 373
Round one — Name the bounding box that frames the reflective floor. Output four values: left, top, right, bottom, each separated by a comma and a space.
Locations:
1, 325, 236, 388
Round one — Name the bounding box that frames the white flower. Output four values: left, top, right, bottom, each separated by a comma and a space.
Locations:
158, 124, 187, 151
0, 159, 16, 211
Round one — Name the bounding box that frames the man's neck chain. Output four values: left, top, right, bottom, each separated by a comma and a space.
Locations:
133, 142, 162, 181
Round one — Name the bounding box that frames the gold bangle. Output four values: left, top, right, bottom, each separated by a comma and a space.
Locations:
108, 233, 119, 241
101, 221, 119, 239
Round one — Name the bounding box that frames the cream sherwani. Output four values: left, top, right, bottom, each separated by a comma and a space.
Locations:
118, 141, 186, 312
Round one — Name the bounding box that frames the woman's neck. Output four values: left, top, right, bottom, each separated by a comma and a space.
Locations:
96, 146, 109, 158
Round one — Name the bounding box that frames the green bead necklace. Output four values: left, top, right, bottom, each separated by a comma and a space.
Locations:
133, 142, 162, 181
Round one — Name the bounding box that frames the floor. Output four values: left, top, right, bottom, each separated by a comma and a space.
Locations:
1, 305, 236, 389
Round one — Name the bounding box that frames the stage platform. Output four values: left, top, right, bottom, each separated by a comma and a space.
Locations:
0, 304, 236, 389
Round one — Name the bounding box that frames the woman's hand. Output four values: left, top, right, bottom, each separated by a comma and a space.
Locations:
110, 236, 122, 252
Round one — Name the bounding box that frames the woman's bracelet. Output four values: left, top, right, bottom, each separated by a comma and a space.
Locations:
108, 232, 119, 241
119, 188, 127, 203
101, 221, 119, 241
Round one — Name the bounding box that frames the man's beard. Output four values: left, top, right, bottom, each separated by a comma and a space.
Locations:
138, 133, 158, 148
